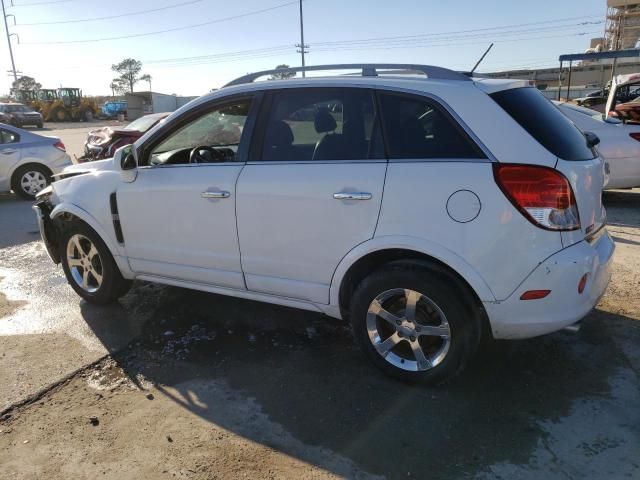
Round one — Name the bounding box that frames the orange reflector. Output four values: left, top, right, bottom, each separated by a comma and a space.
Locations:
578, 273, 589, 294
520, 290, 551, 300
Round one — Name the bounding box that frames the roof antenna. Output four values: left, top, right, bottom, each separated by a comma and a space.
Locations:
470, 43, 494, 75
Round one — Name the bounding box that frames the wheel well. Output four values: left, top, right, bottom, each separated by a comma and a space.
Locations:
338, 249, 491, 336
10, 162, 53, 187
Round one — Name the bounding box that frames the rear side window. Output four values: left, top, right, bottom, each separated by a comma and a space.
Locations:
379, 93, 484, 159
491, 88, 595, 161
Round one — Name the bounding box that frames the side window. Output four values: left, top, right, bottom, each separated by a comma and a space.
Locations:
379, 93, 484, 159
260, 88, 383, 161
146, 98, 252, 166
0, 129, 19, 144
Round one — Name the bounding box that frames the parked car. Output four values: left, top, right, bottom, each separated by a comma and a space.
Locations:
33, 64, 613, 384
82, 112, 169, 161
556, 101, 640, 189
0, 123, 71, 199
0, 103, 44, 128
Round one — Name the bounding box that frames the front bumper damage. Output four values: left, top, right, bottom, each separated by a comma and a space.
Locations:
33, 201, 60, 264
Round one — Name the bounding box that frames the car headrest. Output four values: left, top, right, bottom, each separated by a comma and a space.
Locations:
314, 110, 337, 133
268, 120, 294, 146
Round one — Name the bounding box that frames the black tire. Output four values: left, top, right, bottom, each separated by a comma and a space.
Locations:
50, 107, 68, 122
59, 220, 131, 304
349, 260, 481, 384
37, 121, 43, 129
11, 164, 51, 200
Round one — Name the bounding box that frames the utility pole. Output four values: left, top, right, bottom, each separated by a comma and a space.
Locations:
295, 0, 309, 77
1, 0, 17, 85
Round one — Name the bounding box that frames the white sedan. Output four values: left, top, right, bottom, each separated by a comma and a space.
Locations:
0, 123, 72, 200
556, 101, 640, 189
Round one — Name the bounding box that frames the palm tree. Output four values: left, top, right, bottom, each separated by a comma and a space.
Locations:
140, 74, 152, 92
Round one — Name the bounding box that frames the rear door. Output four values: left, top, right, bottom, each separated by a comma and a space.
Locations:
235, 87, 386, 304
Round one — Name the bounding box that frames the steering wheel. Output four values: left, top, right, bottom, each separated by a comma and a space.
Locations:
189, 145, 224, 164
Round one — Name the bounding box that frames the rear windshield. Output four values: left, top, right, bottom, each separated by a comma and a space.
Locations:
490, 87, 595, 161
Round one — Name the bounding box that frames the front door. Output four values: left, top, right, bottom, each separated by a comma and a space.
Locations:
236, 87, 387, 304
117, 96, 255, 289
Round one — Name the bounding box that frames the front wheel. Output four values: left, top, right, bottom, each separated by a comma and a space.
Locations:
350, 261, 481, 384
59, 221, 131, 304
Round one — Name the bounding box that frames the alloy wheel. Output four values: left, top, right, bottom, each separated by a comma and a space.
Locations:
20, 171, 47, 196
66, 234, 103, 293
366, 288, 451, 371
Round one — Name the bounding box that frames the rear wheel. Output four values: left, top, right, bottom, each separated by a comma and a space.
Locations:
11, 164, 50, 200
350, 261, 481, 384
59, 221, 131, 304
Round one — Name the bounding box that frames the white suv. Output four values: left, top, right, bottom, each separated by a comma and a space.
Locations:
33, 64, 614, 383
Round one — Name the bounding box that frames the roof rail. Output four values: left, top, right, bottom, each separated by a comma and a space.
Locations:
223, 63, 471, 87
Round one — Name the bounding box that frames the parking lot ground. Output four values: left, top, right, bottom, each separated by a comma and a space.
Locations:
0, 190, 639, 479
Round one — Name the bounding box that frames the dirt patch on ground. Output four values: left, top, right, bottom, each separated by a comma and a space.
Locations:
0, 359, 378, 480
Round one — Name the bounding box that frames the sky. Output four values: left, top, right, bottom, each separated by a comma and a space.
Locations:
0, 0, 607, 97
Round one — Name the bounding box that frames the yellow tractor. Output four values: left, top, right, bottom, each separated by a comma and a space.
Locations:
32, 89, 58, 116
40, 88, 98, 122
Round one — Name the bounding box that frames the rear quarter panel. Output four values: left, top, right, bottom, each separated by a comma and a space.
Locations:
375, 161, 564, 301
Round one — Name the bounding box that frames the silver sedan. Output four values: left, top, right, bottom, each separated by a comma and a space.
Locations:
0, 123, 72, 200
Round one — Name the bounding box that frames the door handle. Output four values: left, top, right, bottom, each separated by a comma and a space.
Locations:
333, 192, 372, 201
201, 190, 230, 199
1, 149, 16, 155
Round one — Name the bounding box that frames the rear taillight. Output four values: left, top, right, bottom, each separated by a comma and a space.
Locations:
629, 132, 640, 142
493, 164, 580, 231
53, 141, 66, 152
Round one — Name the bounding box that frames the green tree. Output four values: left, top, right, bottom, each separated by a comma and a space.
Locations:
12, 75, 41, 91
268, 64, 296, 80
111, 58, 149, 93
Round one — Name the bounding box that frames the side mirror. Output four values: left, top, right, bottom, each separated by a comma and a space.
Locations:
113, 144, 136, 171
113, 145, 138, 183
121, 153, 136, 170
584, 131, 600, 148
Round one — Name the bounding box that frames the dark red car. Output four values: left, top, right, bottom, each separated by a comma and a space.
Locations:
82, 112, 169, 161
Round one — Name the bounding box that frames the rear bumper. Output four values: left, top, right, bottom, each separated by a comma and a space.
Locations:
485, 228, 615, 339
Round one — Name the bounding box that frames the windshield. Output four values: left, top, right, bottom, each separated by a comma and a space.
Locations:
125, 115, 164, 132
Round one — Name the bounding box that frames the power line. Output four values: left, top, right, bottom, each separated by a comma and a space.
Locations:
144, 45, 293, 64
10, 0, 74, 6
16, 0, 203, 25
311, 17, 603, 47
310, 31, 601, 54
20, 0, 300, 44
308, 25, 602, 51
141, 31, 601, 70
